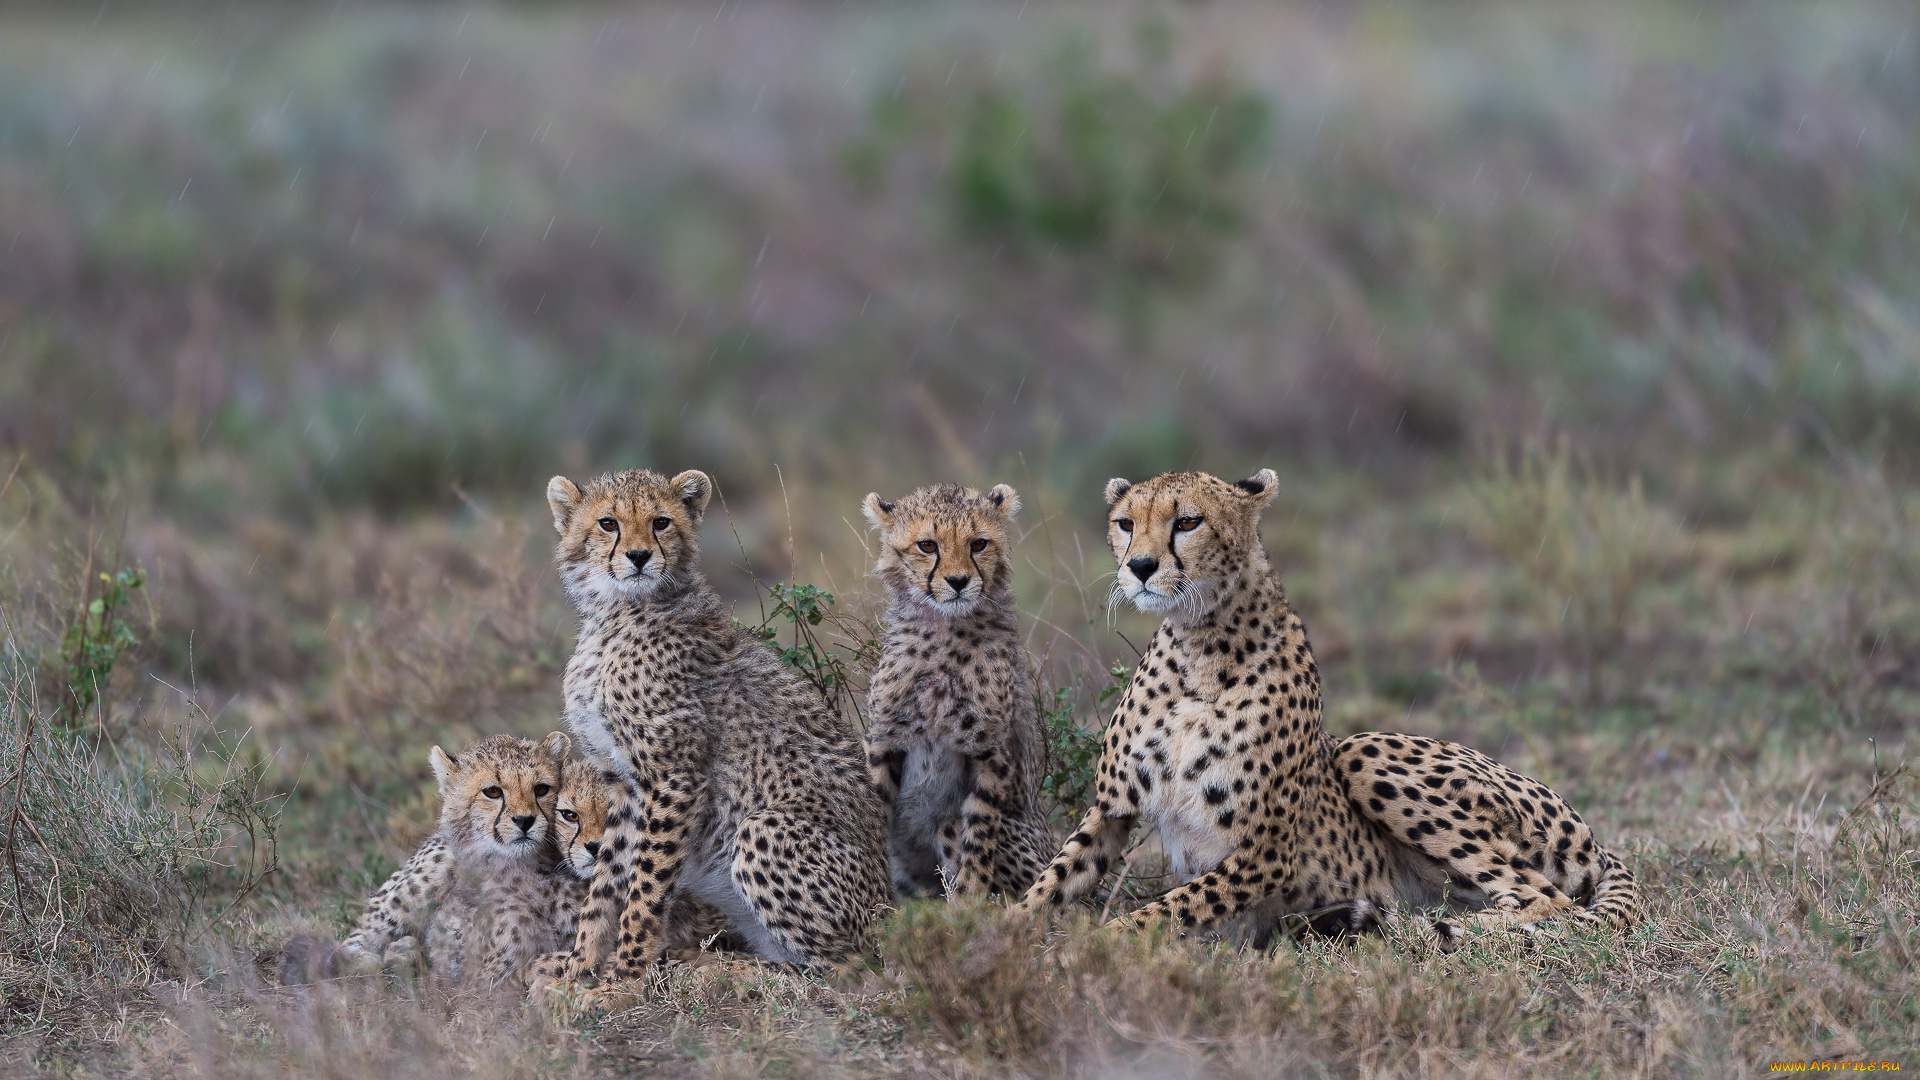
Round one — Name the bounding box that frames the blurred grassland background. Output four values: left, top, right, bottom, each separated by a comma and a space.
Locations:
0, 1, 1917, 1076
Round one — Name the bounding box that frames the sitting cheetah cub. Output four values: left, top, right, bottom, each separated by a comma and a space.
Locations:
534, 468, 891, 987
861, 483, 1055, 899
1018, 469, 1640, 946
334, 732, 568, 975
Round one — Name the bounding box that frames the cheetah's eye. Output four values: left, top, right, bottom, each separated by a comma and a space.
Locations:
597, 518, 618, 533
559, 810, 579, 823
969, 538, 988, 554
481, 786, 504, 800
916, 540, 937, 554
652, 516, 672, 532
1174, 516, 1202, 532
1113, 518, 1133, 533
532, 784, 551, 798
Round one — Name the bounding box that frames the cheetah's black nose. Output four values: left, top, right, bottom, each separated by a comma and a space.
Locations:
625, 549, 651, 570
584, 841, 602, 858
944, 574, 971, 594
513, 814, 536, 834
1127, 556, 1160, 582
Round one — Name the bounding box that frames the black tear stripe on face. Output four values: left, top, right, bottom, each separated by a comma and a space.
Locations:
1167, 511, 1187, 574
603, 517, 622, 575
489, 768, 508, 841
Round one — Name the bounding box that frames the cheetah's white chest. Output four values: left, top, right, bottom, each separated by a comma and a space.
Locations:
563, 629, 628, 778
895, 738, 967, 840
1133, 695, 1238, 881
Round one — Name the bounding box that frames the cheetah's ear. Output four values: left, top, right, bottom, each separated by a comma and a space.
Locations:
540, 731, 571, 762
986, 484, 1020, 521
546, 476, 582, 534
428, 746, 457, 795
1233, 468, 1280, 510
862, 492, 895, 531
1104, 477, 1133, 506
670, 470, 712, 523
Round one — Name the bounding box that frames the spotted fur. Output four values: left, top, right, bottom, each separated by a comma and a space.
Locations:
861, 483, 1055, 899
1016, 469, 1639, 945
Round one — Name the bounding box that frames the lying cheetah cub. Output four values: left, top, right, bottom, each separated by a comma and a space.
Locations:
535, 468, 891, 986
335, 732, 568, 974
1018, 469, 1640, 945
862, 483, 1055, 898
414, 756, 616, 988
422, 756, 736, 985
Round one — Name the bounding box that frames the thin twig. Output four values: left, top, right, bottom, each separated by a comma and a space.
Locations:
775, 464, 799, 584
713, 481, 770, 625
0, 454, 22, 504
1098, 854, 1135, 922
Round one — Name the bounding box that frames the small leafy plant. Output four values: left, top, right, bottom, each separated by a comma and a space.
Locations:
59, 567, 147, 725
747, 581, 883, 726
1039, 663, 1130, 822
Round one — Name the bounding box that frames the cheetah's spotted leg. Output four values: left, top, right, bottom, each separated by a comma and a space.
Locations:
539, 782, 643, 986
424, 889, 474, 985
1015, 806, 1131, 917
610, 771, 705, 979
949, 745, 1027, 898
339, 833, 456, 969
1386, 809, 1574, 946
947, 747, 1056, 898
999, 813, 1060, 899
1580, 848, 1641, 930
864, 740, 907, 809
1335, 731, 1638, 944
1109, 842, 1289, 935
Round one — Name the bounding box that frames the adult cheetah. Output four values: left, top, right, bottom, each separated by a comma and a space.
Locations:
1016, 469, 1639, 945
534, 468, 892, 988
862, 483, 1055, 899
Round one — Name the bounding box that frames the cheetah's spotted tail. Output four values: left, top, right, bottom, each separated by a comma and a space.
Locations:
1579, 847, 1641, 930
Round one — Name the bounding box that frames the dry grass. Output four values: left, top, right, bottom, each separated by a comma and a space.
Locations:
2, 438, 1914, 1076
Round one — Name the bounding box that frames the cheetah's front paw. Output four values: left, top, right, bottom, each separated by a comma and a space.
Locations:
381, 936, 421, 974
1009, 896, 1050, 922
529, 949, 595, 1006
337, 942, 384, 977
527, 950, 584, 991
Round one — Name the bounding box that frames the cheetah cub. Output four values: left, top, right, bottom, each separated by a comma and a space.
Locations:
335, 732, 568, 975
862, 483, 1055, 899
413, 756, 617, 988
1018, 469, 1640, 946
535, 468, 891, 987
